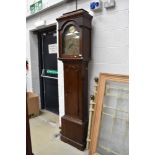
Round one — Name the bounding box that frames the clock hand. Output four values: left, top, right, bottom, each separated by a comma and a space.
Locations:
68, 43, 73, 49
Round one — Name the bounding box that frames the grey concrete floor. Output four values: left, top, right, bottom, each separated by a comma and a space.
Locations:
29, 110, 88, 155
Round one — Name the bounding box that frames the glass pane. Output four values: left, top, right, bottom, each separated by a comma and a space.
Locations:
97, 80, 129, 155
63, 25, 80, 55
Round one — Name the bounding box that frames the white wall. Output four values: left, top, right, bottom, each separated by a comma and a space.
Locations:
26, 31, 33, 92
26, 0, 129, 125
26, 0, 64, 16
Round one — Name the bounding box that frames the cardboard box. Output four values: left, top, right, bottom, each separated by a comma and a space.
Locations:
27, 92, 40, 117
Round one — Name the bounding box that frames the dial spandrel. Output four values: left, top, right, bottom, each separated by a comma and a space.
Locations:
63, 25, 80, 55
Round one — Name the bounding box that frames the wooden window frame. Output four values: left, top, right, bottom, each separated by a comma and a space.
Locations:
89, 73, 129, 155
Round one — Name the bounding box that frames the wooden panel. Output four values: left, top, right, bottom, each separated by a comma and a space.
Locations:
26, 93, 33, 155
61, 115, 88, 150
61, 116, 84, 143
89, 73, 129, 155
64, 63, 82, 119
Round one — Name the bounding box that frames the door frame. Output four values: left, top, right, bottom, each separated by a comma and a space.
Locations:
35, 25, 57, 109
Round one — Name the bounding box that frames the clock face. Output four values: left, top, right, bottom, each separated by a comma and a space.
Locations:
63, 25, 80, 55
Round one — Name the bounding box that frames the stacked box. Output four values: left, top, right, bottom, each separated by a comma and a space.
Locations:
27, 92, 40, 118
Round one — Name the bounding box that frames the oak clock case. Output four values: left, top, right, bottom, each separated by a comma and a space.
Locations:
57, 9, 93, 150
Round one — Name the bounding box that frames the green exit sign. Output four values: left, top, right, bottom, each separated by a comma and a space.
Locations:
46, 69, 58, 75
30, 0, 42, 14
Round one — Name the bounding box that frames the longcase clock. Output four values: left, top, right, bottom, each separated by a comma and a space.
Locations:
57, 9, 93, 150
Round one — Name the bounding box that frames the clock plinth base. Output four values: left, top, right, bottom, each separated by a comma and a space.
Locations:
61, 115, 88, 151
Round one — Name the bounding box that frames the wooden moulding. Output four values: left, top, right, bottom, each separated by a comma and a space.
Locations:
89, 73, 129, 155
86, 78, 99, 149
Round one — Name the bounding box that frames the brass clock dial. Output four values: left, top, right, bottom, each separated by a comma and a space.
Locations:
63, 25, 80, 55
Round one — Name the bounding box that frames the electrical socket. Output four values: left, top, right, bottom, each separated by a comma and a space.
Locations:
104, 0, 115, 8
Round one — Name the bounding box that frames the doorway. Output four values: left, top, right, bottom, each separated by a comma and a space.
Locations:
37, 25, 59, 114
